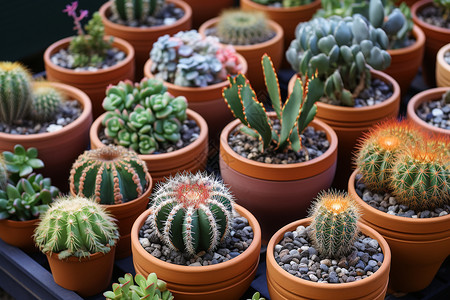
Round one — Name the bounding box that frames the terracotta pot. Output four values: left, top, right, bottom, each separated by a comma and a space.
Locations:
198, 17, 284, 94
436, 43, 450, 87
288, 70, 401, 189
90, 109, 208, 184
266, 217, 391, 299
0, 219, 39, 253
219, 113, 338, 243
44, 36, 135, 119
407, 87, 450, 136
143, 55, 248, 143
131, 205, 262, 300
184, 0, 234, 29
99, 0, 192, 80
384, 25, 425, 95
412, 0, 450, 86
0, 82, 93, 193
348, 169, 450, 292
46, 246, 116, 297
70, 174, 153, 259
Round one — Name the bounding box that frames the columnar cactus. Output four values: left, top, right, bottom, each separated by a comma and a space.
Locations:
355, 119, 425, 192
30, 83, 63, 122
34, 196, 119, 259
111, 0, 165, 22
149, 172, 235, 255
286, 15, 391, 106
0, 62, 33, 124
223, 54, 324, 153
309, 190, 360, 258
215, 10, 274, 45
70, 145, 149, 205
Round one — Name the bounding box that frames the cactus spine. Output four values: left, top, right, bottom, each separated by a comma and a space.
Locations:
150, 172, 235, 255
0, 62, 33, 124
30, 83, 63, 122
111, 0, 165, 22
309, 190, 360, 258
70, 145, 149, 205
34, 196, 119, 259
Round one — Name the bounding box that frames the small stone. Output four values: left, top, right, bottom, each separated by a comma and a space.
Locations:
329, 272, 339, 283
309, 274, 318, 282
432, 108, 444, 117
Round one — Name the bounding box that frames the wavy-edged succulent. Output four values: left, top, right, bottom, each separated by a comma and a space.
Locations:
286, 15, 391, 106
34, 196, 119, 259
149, 172, 235, 255
110, 0, 165, 22
70, 145, 149, 205
30, 83, 63, 122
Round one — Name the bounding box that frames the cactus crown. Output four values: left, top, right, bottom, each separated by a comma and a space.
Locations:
70, 145, 149, 205
30, 83, 64, 122
34, 196, 119, 259
223, 54, 324, 153
215, 9, 274, 45
309, 189, 360, 258
111, 0, 165, 22
286, 15, 391, 107
150, 172, 235, 255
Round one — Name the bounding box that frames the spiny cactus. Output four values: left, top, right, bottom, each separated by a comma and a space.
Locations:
2, 144, 44, 182
104, 273, 174, 300
355, 119, 425, 193
223, 54, 323, 153
0, 62, 33, 124
30, 83, 63, 122
0, 155, 7, 190
70, 145, 149, 205
389, 143, 450, 211
252, 0, 313, 7
309, 190, 360, 258
34, 196, 119, 259
102, 78, 188, 154
215, 10, 274, 45
286, 15, 391, 106
111, 0, 165, 22
150, 172, 235, 256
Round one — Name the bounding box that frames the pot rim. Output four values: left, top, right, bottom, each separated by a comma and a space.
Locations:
437, 43, 450, 73
411, 0, 450, 34
45, 244, 117, 262
240, 0, 321, 13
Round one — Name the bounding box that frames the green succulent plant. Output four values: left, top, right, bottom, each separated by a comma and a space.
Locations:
249, 292, 266, 300
104, 273, 174, 300
2, 144, 44, 181
111, 0, 165, 22
0, 155, 7, 190
434, 0, 450, 21
251, 0, 313, 7
29, 83, 63, 122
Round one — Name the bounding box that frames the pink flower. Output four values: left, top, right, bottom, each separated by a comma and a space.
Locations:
63, 1, 78, 17
76, 10, 88, 21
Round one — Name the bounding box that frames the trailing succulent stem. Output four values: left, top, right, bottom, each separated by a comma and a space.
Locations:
111, 0, 165, 22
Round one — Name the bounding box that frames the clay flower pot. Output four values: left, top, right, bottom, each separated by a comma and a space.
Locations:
384, 25, 425, 95
266, 217, 391, 299
70, 174, 153, 259
288, 70, 401, 189
0, 219, 39, 253
99, 0, 192, 80
407, 87, 450, 136
412, 0, 450, 86
143, 54, 248, 143
348, 169, 450, 292
0, 82, 93, 192
90, 109, 209, 184
436, 43, 450, 87
185, 0, 234, 29
46, 246, 116, 297
130, 205, 262, 300
219, 113, 338, 243
198, 17, 284, 93
44, 36, 135, 119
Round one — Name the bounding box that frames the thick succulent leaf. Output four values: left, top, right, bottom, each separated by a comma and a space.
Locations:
383, 9, 406, 36
297, 77, 324, 134
279, 79, 303, 149
262, 55, 282, 119
317, 35, 336, 55
223, 74, 248, 126
334, 21, 353, 46
369, 0, 385, 28
289, 128, 301, 152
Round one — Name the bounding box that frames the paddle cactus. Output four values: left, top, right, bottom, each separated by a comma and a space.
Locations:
309, 190, 360, 258
30, 83, 63, 122
110, 0, 165, 22
34, 196, 119, 259
150, 172, 235, 255
70, 145, 149, 205
286, 15, 391, 106
0, 62, 33, 124
223, 54, 324, 153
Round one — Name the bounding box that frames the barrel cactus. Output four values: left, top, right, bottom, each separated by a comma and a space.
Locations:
70, 145, 149, 205
0, 62, 33, 124
286, 15, 391, 106
110, 0, 165, 22
149, 172, 235, 255
309, 190, 360, 258
29, 83, 63, 122
34, 196, 119, 259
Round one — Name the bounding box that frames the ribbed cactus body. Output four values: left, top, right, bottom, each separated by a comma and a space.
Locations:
0, 62, 33, 124
34, 196, 119, 259
30, 84, 63, 122
150, 172, 235, 255
112, 0, 164, 22
309, 190, 360, 258
70, 146, 148, 205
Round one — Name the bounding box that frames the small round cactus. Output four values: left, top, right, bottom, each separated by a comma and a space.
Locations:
29, 83, 63, 122
34, 196, 119, 259
0, 62, 33, 124
309, 190, 360, 258
70, 145, 149, 205
355, 119, 425, 193
150, 172, 235, 255
111, 0, 165, 22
